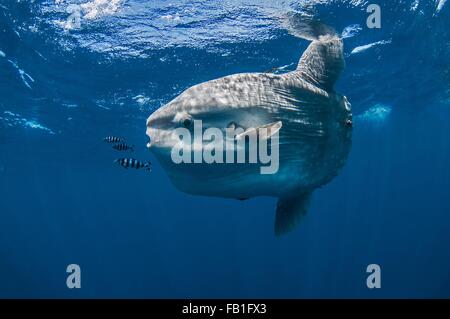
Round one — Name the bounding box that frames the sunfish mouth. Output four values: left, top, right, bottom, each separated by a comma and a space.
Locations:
147, 134, 154, 149
146, 138, 161, 149
145, 125, 161, 149
146, 127, 173, 149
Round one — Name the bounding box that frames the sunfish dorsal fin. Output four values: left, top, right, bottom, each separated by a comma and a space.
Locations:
275, 191, 312, 236
297, 36, 344, 91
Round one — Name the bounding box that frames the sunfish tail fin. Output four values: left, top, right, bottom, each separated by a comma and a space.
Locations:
274, 191, 313, 236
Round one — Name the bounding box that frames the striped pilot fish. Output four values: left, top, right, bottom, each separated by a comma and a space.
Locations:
114, 158, 151, 171
112, 142, 134, 152
104, 136, 124, 143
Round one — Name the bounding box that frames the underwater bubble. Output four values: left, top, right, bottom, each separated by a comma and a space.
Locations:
24, 120, 55, 134
133, 95, 150, 106
350, 39, 392, 55
81, 0, 123, 20
436, 0, 448, 13
341, 24, 362, 39
355, 104, 392, 123
2, 111, 55, 134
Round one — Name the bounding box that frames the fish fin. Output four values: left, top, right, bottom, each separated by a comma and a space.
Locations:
274, 191, 312, 236
281, 12, 337, 41
235, 127, 256, 141
297, 36, 344, 90
257, 121, 282, 139
235, 121, 282, 140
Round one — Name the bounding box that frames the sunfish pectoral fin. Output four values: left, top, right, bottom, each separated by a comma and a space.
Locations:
235, 121, 282, 141
257, 121, 282, 139
274, 191, 313, 236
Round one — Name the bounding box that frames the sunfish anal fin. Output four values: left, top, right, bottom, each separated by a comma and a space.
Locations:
275, 191, 312, 236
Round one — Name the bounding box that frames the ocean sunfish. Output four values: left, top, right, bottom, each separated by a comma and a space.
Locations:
146, 34, 352, 235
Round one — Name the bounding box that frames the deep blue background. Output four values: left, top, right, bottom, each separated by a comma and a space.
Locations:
0, 0, 449, 298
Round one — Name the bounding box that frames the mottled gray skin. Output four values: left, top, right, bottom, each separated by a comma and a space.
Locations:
146, 36, 352, 234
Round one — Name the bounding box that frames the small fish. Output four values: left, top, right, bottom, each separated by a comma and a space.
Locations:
112, 142, 134, 152
114, 158, 151, 171
104, 136, 124, 143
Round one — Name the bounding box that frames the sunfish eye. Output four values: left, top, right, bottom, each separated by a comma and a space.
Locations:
173, 112, 193, 128
182, 117, 192, 128
227, 121, 237, 130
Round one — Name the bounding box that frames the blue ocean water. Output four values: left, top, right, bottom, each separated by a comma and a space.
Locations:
0, 0, 449, 298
